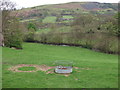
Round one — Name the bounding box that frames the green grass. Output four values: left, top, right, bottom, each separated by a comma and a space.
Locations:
43, 16, 57, 23
18, 67, 36, 71
58, 26, 71, 32
61, 20, 74, 23
36, 28, 51, 33
20, 18, 37, 22
0, 46, 2, 89
2, 43, 118, 88
36, 26, 71, 33
63, 15, 74, 19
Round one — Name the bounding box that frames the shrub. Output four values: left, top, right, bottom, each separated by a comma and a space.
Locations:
3, 17, 23, 49
24, 32, 35, 42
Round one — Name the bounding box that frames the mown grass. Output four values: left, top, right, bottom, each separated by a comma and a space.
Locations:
43, 16, 57, 23
2, 43, 118, 88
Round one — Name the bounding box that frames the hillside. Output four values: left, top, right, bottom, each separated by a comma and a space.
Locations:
12, 2, 119, 54
15, 2, 118, 20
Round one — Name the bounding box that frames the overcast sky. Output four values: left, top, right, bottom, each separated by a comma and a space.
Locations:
11, 0, 119, 8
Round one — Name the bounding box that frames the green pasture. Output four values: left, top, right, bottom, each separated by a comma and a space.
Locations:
43, 16, 57, 23
2, 43, 118, 88
63, 15, 74, 19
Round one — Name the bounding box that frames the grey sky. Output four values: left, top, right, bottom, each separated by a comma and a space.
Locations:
11, 0, 119, 8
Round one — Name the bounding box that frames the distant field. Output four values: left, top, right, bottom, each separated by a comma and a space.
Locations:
58, 26, 71, 32
36, 26, 71, 33
20, 18, 37, 22
63, 15, 74, 19
2, 43, 118, 88
61, 20, 74, 23
43, 16, 57, 23
36, 28, 51, 33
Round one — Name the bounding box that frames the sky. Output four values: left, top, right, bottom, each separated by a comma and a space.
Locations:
10, 0, 119, 8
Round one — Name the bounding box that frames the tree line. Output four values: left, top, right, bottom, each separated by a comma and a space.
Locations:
0, 0, 119, 54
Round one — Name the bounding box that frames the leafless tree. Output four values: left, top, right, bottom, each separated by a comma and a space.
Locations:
0, 0, 16, 10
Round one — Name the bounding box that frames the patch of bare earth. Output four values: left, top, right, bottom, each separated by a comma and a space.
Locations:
62, 73, 70, 77
38, 64, 55, 71
8, 64, 91, 77
46, 70, 54, 74
8, 64, 40, 72
8, 64, 55, 72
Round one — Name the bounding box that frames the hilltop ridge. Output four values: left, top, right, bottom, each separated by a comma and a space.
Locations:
15, 2, 118, 20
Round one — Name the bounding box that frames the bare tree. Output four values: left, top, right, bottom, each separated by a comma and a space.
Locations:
0, 0, 16, 34
0, 0, 16, 10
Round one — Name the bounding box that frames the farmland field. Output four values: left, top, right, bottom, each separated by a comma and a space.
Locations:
20, 18, 37, 22
36, 28, 51, 33
63, 15, 74, 19
2, 43, 118, 88
43, 16, 57, 23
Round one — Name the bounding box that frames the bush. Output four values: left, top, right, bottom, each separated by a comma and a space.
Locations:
3, 17, 23, 49
24, 32, 35, 42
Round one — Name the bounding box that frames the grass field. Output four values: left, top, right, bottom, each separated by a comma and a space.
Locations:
36, 28, 51, 33
63, 15, 74, 19
2, 43, 118, 88
43, 16, 57, 23
20, 18, 37, 22
36, 26, 71, 33
58, 26, 71, 32
0, 46, 1, 89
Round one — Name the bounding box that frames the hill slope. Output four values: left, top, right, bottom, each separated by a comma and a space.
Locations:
15, 2, 118, 19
